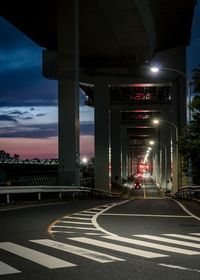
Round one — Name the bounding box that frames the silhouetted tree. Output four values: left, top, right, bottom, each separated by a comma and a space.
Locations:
178, 66, 200, 184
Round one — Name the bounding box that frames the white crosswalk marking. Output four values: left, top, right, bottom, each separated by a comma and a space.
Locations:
0, 242, 76, 269
133, 234, 200, 251
31, 239, 125, 263
0, 260, 21, 275
50, 230, 76, 234
164, 234, 200, 242
73, 214, 93, 217
61, 221, 92, 225
65, 217, 91, 220
83, 211, 98, 214
69, 237, 168, 259
53, 225, 98, 231
191, 233, 200, 236
105, 235, 200, 255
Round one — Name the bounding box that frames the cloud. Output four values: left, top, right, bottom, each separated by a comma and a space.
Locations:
0, 114, 17, 122
36, 113, 46, 117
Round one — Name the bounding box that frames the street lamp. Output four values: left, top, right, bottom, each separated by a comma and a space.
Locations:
151, 66, 193, 187
152, 118, 179, 190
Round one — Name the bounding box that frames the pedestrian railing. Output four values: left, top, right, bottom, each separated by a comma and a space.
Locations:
174, 185, 200, 199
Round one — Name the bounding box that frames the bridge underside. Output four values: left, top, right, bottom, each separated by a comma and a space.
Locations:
1, 0, 196, 193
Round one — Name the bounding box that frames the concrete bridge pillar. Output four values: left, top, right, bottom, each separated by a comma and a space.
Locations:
111, 109, 122, 186
94, 78, 110, 191
121, 125, 127, 181
57, 0, 80, 186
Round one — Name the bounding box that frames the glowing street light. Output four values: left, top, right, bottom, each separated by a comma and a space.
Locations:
152, 119, 160, 125
82, 157, 88, 164
149, 141, 155, 145
151, 67, 159, 73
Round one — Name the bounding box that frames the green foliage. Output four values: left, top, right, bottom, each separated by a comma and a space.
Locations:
192, 66, 200, 93
178, 66, 200, 184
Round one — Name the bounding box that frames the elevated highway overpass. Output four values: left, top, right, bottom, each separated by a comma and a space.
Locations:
1, 0, 196, 193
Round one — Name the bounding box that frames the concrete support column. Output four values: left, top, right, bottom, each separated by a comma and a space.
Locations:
94, 78, 109, 191
57, 0, 80, 186
121, 125, 127, 181
111, 109, 121, 186
127, 136, 132, 178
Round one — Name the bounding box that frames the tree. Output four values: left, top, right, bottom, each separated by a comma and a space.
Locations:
178, 67, 200, 184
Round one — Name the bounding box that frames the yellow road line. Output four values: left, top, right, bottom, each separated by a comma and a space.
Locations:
47, 202, 117, 237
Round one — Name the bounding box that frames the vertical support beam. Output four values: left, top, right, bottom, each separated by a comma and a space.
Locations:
6, 194, 10, 204
57, 0, 80, 186
94, 78, 109, 191
111, 109, 121, 186
121, 125, 127, 181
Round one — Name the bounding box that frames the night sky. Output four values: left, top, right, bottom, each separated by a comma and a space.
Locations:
0, 2, 199, 159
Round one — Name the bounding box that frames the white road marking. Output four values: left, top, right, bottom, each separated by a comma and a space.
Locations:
133, 235, 200, 250
174, 200, 200, 221
105, 235, 199, 255
85, 233, 105, 235
101, 213, 192, 218
61, 221, 92, 225
52, 225, 98, 231
0, 242, 76, 268
91, 200, 130, 236
0, 260, 21, 275
164, 234, 200, 242
191, 233, 200, 236
83, 211, 99, 214
72, 214, 94, 217
31, 239, 124, 263
69, 237, 168, 259
65, 217, 91, 220
50, 230, 76, 234
159, 263, 200, 273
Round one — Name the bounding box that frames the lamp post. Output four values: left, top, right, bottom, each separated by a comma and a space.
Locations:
151, 67, 193, 187
152, 119, 179, 190
150, 140, 167, 191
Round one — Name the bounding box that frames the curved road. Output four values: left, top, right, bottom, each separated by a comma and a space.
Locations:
0, 181, 200, 280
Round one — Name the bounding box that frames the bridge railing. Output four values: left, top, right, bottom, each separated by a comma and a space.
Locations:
173, 185, 200, 199
0, 185, 121, 204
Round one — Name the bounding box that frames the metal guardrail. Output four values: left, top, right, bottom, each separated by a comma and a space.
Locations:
174, 185, 200, 199
0, 186, 121, 204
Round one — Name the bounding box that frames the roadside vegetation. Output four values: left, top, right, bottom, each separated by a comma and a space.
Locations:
178, 66, 200, 184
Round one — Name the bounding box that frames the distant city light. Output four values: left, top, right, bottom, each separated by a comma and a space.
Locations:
82, 157, 88, 164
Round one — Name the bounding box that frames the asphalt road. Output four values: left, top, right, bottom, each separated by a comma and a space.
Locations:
0, 181, 200, 280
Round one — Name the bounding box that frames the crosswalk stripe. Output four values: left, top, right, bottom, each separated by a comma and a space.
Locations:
83, 211, 98, 214
133, 235, 200, 251
69, 237, 168, 259
65, 217, 91, 220
0, 242, 76, 269
73, 214, 94, 217
31, 239, 124, 263
191, 233, 200, 236
50, 230, 76, 234
52, 225, 98, 231
164, 234, 200, 242
105, 235, 199, 255
61, 221, 92, 225
0, 260, 21, 275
